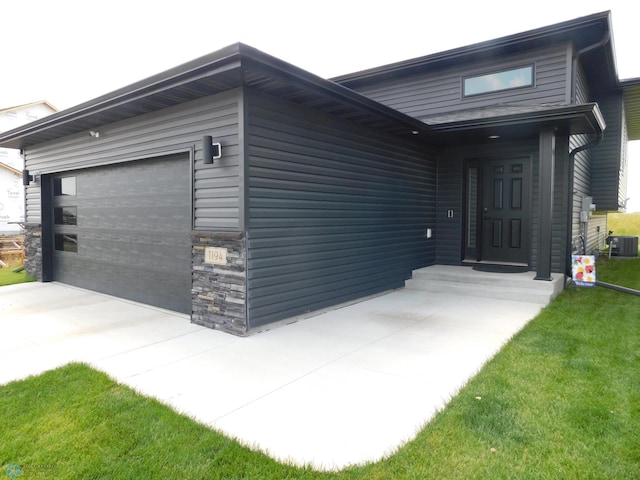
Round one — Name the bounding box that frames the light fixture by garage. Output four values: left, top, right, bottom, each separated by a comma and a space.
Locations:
202, 135, 222, 164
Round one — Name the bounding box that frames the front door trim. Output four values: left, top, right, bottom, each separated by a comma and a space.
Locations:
464, 155, 533, 266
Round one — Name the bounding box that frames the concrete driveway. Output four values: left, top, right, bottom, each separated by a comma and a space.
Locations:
0, 281, 544, 470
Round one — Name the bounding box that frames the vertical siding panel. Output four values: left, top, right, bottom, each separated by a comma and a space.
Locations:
246, 90, 436, 328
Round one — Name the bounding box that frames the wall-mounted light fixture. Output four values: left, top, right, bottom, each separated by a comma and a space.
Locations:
202, 135, 221, 164
22, 169, 34, 186
89, 130, 100, 138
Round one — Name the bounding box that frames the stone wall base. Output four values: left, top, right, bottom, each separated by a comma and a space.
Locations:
24, 224, 43, 281
191, 231, 247, 336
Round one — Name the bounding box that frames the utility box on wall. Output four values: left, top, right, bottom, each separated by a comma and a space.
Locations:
610, 236, 639, 257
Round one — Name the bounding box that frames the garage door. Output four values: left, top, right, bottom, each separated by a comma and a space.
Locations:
51, 154, 192, 313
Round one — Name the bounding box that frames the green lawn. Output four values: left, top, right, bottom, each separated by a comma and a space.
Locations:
1, 258, 639, 479
608, 211, 640, 237
0, 265, 35, 287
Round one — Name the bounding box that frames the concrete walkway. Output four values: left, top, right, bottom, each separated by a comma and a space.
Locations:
0, 281, 545, 470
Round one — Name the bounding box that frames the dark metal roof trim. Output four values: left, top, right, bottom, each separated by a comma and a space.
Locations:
0, 161, 22, 176
427, 103, 605, 138
0, 45, 245, 149
424, 103, 605, 131
333, 11, 613, 85
0, 43, 432, 150
620, 77, 640, 140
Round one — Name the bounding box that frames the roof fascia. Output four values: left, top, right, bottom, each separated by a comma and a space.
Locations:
333, 11, 612, 84
427, 103, 606, 135
0, 162, 22, 176
0, 100, 58, 113
0, 45, 245, 147
238, 44, 431, 135
0, 43, 432, 149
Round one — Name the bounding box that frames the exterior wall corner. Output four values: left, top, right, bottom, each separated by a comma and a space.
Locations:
191, 231, 248, 335
24, 224, 43, 281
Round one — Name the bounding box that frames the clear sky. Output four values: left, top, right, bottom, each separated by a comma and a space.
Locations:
2, 0, 639, 209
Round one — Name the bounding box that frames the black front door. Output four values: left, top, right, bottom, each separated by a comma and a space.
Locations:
481, 158, 531, 264
465, 157, 531, 265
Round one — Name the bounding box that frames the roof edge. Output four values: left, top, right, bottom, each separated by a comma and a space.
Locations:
333, 11, 612, 84
427, 103, 606, 135
0, 43, 246, 147
0, 162, 22, 176
0, 100, 58, 114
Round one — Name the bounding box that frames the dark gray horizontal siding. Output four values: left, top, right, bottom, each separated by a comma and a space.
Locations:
246, 90, 436, 328
619, 115, 629, 209
591, 92, 624, 211
24, 90, 241, 230
346, 45, 571, 119
570, 133, 595, 255
575, 62, 590, 104
587, 214, 607, 253
436, 153, 462, 265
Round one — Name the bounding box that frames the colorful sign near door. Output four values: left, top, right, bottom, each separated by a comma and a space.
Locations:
571, 255, 596, 287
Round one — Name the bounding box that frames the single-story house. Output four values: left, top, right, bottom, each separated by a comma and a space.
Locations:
0, 11, 638, 335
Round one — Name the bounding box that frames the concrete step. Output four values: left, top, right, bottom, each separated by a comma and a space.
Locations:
405, 265, 565, 305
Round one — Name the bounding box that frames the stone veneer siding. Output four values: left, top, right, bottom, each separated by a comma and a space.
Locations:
24, 224, 43, 281
191, 231, 247, 335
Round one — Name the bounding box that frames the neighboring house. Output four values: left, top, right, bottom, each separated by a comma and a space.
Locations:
0, 11, 637, 335
0, 101, 57, 233
0, 162, 23, 231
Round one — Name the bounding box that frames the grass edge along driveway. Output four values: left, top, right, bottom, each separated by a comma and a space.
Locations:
1, 257, 639, 479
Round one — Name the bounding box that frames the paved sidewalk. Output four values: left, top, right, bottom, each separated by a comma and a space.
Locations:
0, 282, 544, 470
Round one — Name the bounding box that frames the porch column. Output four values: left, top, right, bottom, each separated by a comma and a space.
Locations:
535, 128, 555, 280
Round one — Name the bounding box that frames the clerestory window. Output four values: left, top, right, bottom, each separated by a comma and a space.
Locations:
463, 65, 534, 97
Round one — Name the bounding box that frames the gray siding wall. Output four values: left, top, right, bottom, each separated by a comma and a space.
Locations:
343, 44, 572, 119
586, 213, 608, 254
569, 133, 592, 253
245, 89, 437, 328
590, 92, 625, 211
620, 111, 629, 210
24, 89, 242, 230
435, 151, 462, 265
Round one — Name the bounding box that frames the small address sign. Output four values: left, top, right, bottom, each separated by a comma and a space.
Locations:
204, 247, 228, 265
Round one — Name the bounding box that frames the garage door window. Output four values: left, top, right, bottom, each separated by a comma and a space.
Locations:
52, 175, 78, 254
54, 234, 78, 253
53, 177, 76, 196
54, 207, 77, 225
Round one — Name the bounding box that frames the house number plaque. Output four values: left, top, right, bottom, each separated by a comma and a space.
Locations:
204, 247, 227, 265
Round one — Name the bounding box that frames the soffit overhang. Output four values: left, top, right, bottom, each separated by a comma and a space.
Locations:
621, 78, 640, 140
0, 43, 432, 151
421, 103, 606, 147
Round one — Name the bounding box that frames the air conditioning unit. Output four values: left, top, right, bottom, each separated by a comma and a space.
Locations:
610, 236, 639, 258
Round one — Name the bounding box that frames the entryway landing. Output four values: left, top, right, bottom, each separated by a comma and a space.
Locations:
405, 265, 565, 305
